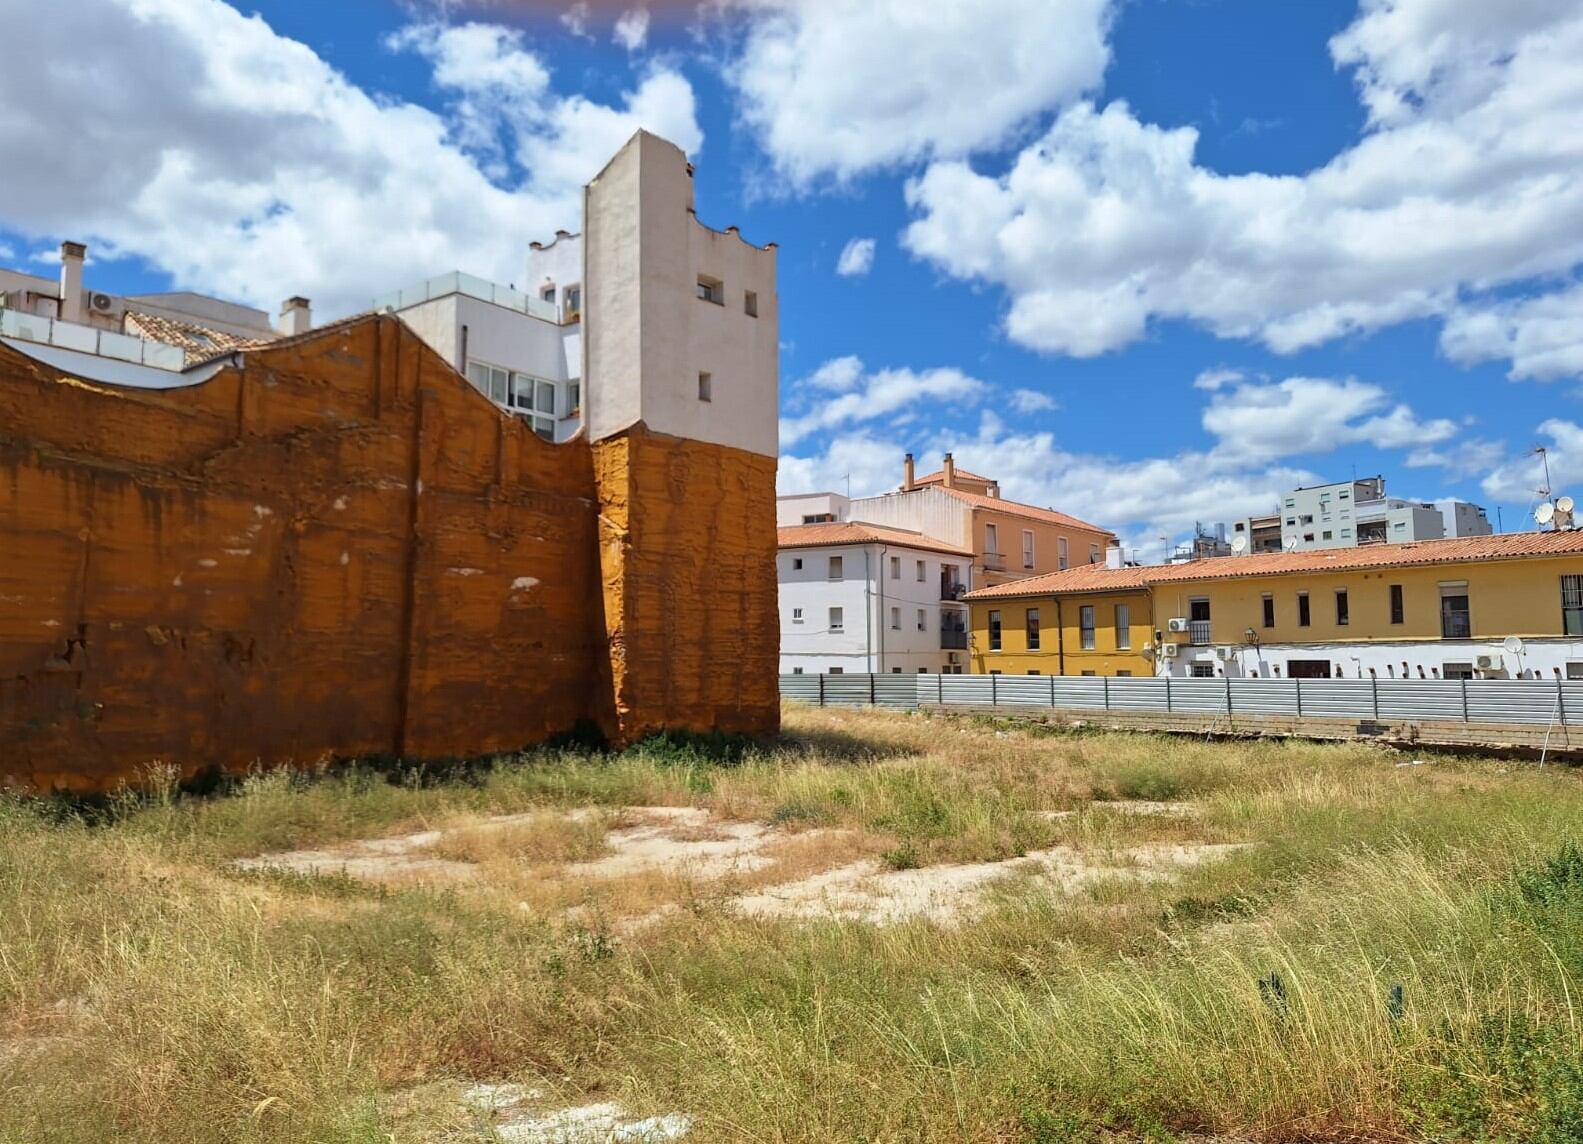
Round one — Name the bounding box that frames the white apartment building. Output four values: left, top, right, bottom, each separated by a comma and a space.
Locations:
778, 522, 973, 675
0, 241, 296, 387
373, 232, 585, 443
1276, 478, 1490, 552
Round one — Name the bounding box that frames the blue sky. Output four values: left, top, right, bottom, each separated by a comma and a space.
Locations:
3, 0, 1581, 550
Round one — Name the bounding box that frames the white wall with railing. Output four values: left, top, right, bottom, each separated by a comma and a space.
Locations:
1, 307, 186, 370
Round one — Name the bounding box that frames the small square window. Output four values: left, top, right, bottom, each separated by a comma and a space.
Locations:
696, 275, 723, 304
698, 371, 712, 402
744, 290, 758, 317
792, 608, 803, 623
792, 557, 803, 570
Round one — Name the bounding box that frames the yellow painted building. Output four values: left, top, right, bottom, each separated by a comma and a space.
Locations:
968, 531, 1583, 680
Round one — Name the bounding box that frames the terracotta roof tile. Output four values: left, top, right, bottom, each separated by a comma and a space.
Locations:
935, 486, 1113, 536
913, 467, 995, 486
965, 530, 1583, 600
778, 521, 973, 557
122, 310, 276, 365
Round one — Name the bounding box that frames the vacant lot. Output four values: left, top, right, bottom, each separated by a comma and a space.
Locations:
4, 705, 1583, 1142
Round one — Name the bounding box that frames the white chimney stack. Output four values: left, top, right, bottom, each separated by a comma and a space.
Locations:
278, 296, 312, 336
1105, 544, 1124, 569
59, 242, 86, 324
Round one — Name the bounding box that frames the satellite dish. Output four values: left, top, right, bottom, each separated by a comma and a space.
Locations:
1560, 496, 1576, 514
1230, 534, 1249, 554
1504, 636, 1525, 655
1536, 502, 1556, 526
1283, 536, 1298, 551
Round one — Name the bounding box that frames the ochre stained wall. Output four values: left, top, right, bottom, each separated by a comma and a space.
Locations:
971, 590, 1154, 677
0, 315, 776, 792
593, 426, 780, 743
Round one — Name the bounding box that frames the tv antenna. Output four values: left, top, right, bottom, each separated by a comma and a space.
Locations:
1536, 446, 1553, 500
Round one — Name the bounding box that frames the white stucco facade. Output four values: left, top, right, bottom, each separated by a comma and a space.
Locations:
779, 541, 972, 675
777, 493, 850, 527
1161, 638, 1583, 680
584, 131, 778, 457
384, 285, 584, 443
845, 486, 974, 551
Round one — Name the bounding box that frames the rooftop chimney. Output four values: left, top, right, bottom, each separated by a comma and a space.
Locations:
942, 453, 956, 489
1105, 544, 1124, 570
59, 242, 86, 324
278, 296, 312, 336
903, 452, 915, 491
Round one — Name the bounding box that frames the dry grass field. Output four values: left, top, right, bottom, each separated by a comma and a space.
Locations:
4, 703, 1583, 1142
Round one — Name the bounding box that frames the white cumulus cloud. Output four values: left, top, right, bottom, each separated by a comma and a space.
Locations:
0, 0, 702, 317
613, 8, 650, 51
780, 366, 1466, 543
835, 237, 875, 277
1007, 388, 1057, 414
725, 0, 1113, 185
1482, 420, 1583, 504
902, 0, 1583, 361
779, 357, 988, 448
1440, 284, 1583, 381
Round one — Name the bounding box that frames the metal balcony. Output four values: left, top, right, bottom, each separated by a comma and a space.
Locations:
940, 629, 968, 650
982, 552, 1006, 571
1188, 619, 1213, 645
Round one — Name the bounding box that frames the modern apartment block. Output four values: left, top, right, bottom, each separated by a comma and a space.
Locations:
373, 233, 585, 443
778, 522, 973, 675
966, 531, 1583, 681
0, 241, 293, 384
1275, 477, 1490, 552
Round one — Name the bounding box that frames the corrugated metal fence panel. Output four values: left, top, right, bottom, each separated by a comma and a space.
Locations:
822, 674, 875, 707
994, 676, 1052, 706
1169, 679, 1230, 713
1298, 679, 1377, 718
940, 675, 995, 705
1106, 677, 1170, 712
1230, 680, 1300, 715
779, 674, 821, 703
1050, 678, 1109, 709
781, 673, 1583, 726
1377, 679, 1464, 721
1465, 680, 1563, 725
873, 674, 923, 708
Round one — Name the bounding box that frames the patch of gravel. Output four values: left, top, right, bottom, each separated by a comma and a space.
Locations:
493, 1102, 690, 1143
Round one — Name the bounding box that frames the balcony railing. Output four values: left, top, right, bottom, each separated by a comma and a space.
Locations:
0, 308, 187, 370
1188, 619, 1213, 645
940, 580, 965, 601
372, 272, 562, 324
982, 552, 1006, 571
940, 629, 968, 650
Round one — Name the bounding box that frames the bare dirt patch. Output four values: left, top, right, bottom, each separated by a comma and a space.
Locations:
732, 843, 1247, 926
235, 804, 1245, 928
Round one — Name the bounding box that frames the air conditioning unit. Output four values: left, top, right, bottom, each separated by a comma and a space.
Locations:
1474, 653, 1500, 671
947, 652, 960, 665
90, 292, 114, 312
1166, 618, 1190, 633
1214, 646, 1234, 661
1160, 643, 1178, 659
